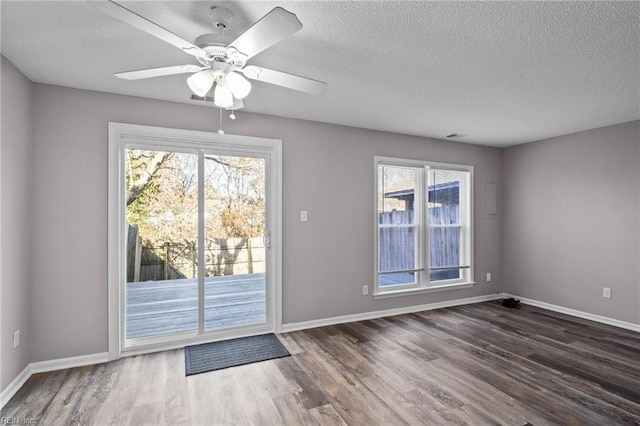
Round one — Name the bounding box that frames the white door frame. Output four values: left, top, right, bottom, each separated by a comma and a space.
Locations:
107, 122, 282, 360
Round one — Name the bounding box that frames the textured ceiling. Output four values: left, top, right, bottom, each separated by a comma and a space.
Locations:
1, 1, 638, 147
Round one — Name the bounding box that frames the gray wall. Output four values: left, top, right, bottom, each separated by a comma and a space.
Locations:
1, 57, 33, 390
503, 121, 640, 324
2, 55, 638, 398
27, 82, 502, 362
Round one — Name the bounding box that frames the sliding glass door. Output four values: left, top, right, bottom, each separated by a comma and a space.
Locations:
109, 123, 281, 355
202, 154, 267, 331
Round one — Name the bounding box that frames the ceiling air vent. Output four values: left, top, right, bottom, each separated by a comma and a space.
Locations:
445, 133, 466, 139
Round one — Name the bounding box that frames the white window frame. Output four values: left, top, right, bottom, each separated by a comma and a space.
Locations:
374, 156, 474, 298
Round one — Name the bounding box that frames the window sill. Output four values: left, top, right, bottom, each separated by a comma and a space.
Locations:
373, 281, 476, 300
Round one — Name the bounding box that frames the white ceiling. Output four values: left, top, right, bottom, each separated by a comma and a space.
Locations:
1, 1, 638, 147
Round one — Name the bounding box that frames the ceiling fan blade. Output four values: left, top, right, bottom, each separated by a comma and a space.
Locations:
242, 66, 326, 95
89, 0, 207, 59
228, 7, 302, 60
115, 65, 205, 80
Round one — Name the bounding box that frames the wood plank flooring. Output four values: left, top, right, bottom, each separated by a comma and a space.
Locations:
2, 301, 639, 425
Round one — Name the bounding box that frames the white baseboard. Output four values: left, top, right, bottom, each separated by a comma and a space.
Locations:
281, 292, 640, 334
29, 352, 109, 375
1, 352, 108, 409
281, 293, 502, 333
0, 364, 31, 409
503, 293, 640, 333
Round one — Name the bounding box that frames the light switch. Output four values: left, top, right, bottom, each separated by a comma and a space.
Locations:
300, 210, 308, 222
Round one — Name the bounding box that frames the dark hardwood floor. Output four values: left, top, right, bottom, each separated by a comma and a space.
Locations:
2, 301, 639, 425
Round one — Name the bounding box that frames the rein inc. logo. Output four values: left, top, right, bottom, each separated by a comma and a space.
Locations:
1, 417, 36, 425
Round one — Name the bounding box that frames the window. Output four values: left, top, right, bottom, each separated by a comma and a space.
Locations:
375, 157, 473, 296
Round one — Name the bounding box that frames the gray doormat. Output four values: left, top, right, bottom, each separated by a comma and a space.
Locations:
185, 333, 290, 376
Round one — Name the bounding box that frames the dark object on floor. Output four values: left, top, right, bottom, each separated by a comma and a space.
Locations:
501, 297, 521, 309
185, 333, 290, 376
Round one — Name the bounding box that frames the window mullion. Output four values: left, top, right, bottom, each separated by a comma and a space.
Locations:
197, 150, 205, 334
460, 171, 470, 281
422, 166, 430, 287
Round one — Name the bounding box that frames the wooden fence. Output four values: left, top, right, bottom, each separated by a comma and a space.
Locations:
126, 224, 265, 282
378, 205, 460, 273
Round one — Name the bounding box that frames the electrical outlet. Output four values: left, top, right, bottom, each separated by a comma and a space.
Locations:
362, 285, 369, 296
13, 330, 20, 348
603, 287, 612, 298
300, 210, 308, 222
486, 272, 492, 282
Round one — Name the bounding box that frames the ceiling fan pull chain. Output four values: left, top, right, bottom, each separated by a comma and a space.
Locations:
218, 108, 225, 135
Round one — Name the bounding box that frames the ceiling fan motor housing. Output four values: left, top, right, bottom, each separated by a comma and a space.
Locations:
194, 33, 232, 57
193, 33, 247, 68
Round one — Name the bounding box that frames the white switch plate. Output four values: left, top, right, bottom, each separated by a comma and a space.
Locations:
362, 285, 369, 295
300, 210, 308, 222
603, 287, 612, 298
13, 330, 19, 348
486, 272, 492, 282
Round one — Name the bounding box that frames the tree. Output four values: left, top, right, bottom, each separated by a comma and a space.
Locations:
126, 150, 173, 206
125, 149, 266, 279
126, 150, 265, 243
205, 155, 265, 238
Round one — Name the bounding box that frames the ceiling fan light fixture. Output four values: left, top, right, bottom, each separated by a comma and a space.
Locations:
225, 71, 252, 99
187, 70, 215, 97
213, 83, 234, 108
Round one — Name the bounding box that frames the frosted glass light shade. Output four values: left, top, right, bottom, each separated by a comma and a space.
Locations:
225, 72, 252, 99
214, 83, 234, 108
187, 70, 214, 97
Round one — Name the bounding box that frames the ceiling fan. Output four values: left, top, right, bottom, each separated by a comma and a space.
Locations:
90, 1, 327, 110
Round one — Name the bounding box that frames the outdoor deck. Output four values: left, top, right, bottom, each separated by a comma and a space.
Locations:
126, 273, 266, 339
126, 272, 419, 339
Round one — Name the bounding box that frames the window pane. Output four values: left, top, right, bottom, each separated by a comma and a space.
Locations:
378, 165, 417, 223
378, 163, 419, 287
430, 269, 461, 281
379, 227, 415, 273
125, 149, 198, 339
428, 169, 462, 225
203, 155, 267, 331
430, 226, 461, 282
380, 272, 417, 287
428, 169, 465, 283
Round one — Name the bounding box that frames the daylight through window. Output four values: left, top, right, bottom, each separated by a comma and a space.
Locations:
376, 158, 473, 295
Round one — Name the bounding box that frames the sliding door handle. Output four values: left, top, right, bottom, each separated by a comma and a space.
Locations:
263, 231, 271, 249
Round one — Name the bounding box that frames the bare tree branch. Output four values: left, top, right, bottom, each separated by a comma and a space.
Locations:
126, 152, 173, 206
